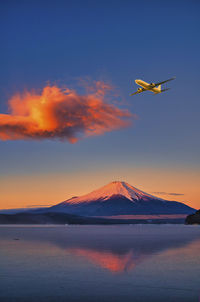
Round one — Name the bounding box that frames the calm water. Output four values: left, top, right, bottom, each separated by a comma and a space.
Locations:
0, 224, 200, 302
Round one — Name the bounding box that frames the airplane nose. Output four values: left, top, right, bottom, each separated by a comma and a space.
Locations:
135, 79, 139, 84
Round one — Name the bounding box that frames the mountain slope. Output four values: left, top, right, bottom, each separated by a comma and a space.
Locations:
50, 181, 195, 216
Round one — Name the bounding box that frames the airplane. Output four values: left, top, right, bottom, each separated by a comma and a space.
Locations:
130, 77, 176, 96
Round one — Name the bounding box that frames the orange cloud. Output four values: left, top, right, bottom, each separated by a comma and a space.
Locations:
0, 82, 133, 143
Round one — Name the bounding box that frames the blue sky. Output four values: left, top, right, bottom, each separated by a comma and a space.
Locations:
0, 0, 200, 209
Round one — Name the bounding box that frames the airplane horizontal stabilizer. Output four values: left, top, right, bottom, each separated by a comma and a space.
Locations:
161, 88, 170, 92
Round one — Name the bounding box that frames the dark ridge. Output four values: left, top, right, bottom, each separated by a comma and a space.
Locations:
0, 212, 185, 225
185, 210, 200, 224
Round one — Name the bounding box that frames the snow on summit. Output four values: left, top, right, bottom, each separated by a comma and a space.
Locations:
61, 181, 161, 205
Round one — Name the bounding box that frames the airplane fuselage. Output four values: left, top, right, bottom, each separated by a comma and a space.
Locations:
135, 79, 161, 94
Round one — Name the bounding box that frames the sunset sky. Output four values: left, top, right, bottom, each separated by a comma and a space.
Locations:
0, 0, 200, 210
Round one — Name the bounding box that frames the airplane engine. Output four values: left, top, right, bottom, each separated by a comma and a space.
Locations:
137, 88, 142, 92
150, 83, 155, 87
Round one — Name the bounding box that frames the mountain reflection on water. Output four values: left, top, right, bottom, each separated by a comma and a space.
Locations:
1, 225, 200, 273
66, 248, 138, 272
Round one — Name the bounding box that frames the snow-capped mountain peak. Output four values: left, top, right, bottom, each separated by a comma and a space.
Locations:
62, 181, 160, 205
50, 180, 194, 217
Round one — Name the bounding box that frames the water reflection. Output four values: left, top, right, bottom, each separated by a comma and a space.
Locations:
66, 248, 139, 272
1, 225, 200, 273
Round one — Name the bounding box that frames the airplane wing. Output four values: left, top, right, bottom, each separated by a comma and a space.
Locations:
154, 77, 176, 87
130, 88, 146, 96
130, 91, 140, 96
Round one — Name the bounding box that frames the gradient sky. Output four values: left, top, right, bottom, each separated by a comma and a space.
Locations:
0, 0, 200, 210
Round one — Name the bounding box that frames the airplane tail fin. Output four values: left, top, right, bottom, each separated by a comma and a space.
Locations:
157, 84, 161, 92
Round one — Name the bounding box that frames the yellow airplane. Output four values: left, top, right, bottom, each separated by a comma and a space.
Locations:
130, 77, 176, 96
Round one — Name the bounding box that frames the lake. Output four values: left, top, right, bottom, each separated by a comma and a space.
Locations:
0, 224, 199, 302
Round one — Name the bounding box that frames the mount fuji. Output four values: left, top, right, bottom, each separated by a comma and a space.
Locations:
49, 181, 195, 217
